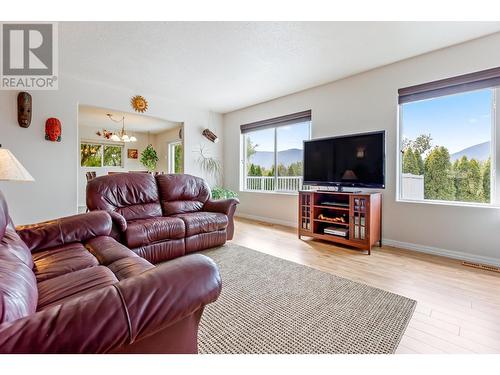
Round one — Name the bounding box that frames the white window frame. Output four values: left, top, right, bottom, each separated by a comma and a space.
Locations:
80, 141, 124, 168
396, 88, 498, 208
168, 140, 183, 174
240, 121, 311, 194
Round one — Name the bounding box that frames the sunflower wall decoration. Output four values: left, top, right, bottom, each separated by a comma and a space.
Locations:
131, 95, 148, 113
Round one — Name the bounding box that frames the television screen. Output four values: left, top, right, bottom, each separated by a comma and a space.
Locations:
303, 131, 385, 188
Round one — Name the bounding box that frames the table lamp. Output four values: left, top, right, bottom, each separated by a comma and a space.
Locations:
0, 145, 35, 182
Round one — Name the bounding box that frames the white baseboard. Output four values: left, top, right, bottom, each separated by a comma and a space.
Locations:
235, 213, 500, 267
235, 213, 297, 228
382, 238, 500, 267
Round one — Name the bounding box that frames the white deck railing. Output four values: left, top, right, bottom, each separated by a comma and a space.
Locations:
245, 176, 303, 192
401, 173, 424, 200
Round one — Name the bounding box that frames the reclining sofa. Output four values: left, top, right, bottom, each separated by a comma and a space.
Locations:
86, 173, 239, 264
0, 190, 221, 353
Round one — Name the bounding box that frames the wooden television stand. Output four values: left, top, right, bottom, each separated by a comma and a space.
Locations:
298, 190, 382, 254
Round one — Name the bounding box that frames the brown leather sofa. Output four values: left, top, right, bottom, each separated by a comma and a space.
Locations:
0, 190, 221, 353
86, 173, 239, 264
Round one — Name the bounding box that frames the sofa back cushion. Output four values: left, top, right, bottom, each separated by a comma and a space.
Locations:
156, 174, 211, 216
17, 211, 112, 253
0, 191, 38, 324
86, 173, 162, 221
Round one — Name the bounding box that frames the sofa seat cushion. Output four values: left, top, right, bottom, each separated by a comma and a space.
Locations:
133, 239, 185, 264
107, 257, 155, 281
125, 217, 186, 249
185, 230, 227, 253
174, 212, 228, 237
32, 243, 99, 283
37, 266, 118, 310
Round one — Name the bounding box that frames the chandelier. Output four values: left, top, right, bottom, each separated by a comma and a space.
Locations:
106, 113, 137, 142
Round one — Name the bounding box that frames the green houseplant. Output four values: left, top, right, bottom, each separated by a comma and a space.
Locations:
211, 186, 238, 200
140, 144, 159, 172
196, 145, 222, 180
194, 146, 237, 200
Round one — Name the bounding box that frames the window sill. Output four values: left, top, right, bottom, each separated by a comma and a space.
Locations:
240, 189, 299, 196
80, 166, 125, 169
396, 198, 499, 209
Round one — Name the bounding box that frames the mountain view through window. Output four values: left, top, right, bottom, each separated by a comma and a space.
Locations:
400, 88, 493, 204
244, 121, 310, 192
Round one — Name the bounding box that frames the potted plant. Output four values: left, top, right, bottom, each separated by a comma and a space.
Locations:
140, 144, 159, 172
196, 145, 221, 180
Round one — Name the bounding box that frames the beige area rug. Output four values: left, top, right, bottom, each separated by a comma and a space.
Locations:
198, 243, 416, 354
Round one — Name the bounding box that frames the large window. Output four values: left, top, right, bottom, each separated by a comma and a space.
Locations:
398, 70, 498, 205
241, 111, 311, 192
81, 143, 123, 167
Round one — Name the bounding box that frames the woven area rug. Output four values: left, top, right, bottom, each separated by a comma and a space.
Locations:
198, 243, 416, 354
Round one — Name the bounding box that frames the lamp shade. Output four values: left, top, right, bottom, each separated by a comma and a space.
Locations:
0, 148, 35, 182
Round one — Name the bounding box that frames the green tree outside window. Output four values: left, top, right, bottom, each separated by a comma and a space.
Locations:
81, 144, 102, 167
103, 145, 122, 167
482, 158, 491, 203
424, 146, 456, 201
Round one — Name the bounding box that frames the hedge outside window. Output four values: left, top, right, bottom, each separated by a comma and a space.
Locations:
81, 143, 123, 167
399, 88, 494, 204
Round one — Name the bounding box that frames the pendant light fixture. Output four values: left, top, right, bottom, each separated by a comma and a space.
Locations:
106, 113, 137, 142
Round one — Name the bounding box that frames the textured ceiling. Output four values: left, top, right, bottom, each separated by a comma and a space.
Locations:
61, 22, 500, 113
78, 105, 180, 134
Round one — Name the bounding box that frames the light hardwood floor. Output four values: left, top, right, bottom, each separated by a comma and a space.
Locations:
231, 217, 500, 354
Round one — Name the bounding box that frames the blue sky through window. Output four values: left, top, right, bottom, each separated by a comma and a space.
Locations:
401, 88, 492, 154
247, 122, 310, 152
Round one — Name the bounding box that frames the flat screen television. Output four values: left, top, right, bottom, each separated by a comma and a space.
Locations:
303, 130, 385, 189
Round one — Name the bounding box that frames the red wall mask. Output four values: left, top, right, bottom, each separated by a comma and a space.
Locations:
45, 118, 62, 142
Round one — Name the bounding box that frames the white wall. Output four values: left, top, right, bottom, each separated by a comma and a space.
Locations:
223, 32, 500, 264
0, 74, 223, 225
152, 127, 183, 174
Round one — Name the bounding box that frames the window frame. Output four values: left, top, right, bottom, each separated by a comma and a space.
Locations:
80, 141, 124, 168
396, 87, 498, 208
168, 140, 183, 174
240, 120, 311, 194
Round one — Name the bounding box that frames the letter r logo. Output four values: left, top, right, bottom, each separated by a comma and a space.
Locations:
2, 24, 53, 75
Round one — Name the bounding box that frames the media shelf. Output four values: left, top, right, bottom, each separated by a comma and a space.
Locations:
298, 190, 382, 254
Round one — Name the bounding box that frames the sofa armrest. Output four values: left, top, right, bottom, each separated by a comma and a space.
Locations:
115, 253, 221, 344
0, 254, 221, 354
203, 198, 239, 215
204, 198, 239, 240
16, 211, 112, 252
0, 283, 129, 353
108, 211, 127, 231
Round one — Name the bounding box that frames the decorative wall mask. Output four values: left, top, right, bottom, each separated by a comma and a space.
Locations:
17, 92, 32, 128
131, 95, 148, 113
202, 128, 219, 143
45, 118, 62, 142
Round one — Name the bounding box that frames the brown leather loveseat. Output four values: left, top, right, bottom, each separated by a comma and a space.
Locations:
86, 173, 239, 264
0, 190, 221, 353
